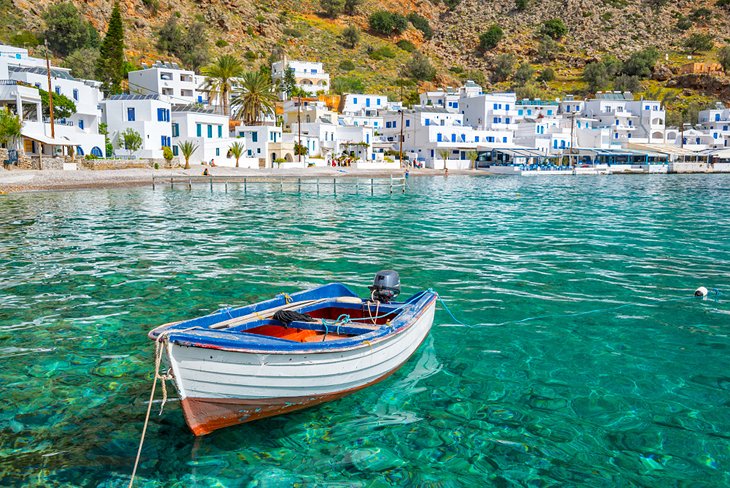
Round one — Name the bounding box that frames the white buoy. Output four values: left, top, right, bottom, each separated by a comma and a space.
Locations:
694, 286, 709, 297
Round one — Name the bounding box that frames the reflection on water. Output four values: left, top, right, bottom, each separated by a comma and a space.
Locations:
0, 175, 729, 485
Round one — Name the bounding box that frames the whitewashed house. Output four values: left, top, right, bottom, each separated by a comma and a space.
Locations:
381, 107, 511, 169
515, 99, 559, 122
272, 60, 330, 97
1, 44, 105, 161
128, 61, 207, 106
582, 92, 666, 145
460, 92, 518, 135
420, 88, 460, 113
559, 96, 585, 115
281, 97, 335, 130
233, 123, 285, 167
171, 105, 251, 167
101, 94, 172, 159
698, 104, 730, 148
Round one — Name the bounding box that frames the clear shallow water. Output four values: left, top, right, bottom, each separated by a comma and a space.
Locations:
1, 175, 729, 487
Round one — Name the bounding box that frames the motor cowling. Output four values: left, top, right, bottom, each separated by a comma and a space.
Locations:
369, 270, 400, 303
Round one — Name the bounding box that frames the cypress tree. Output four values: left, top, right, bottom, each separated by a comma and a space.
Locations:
96, 2, 125, 95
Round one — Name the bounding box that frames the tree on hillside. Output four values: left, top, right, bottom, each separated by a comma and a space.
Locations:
513, 62, 534, 85
341, 25, 360, 49
96, 2, 125, 95
683, 33, 714, 54
63, 48, 100, 80
403, 52, 436, 81
156, 16, 210, 71
540, 19, 567, 40
583, 62, 609, 92
408, 13, 433, 40
515, 0, 529, 11
479, 25, 503, 52
344, 0, 363, 15
622, 47, 659, 78
535, 36, 559, 62
231, 72, 278, 125
202, 55, 245, 116
719, 45, 730, 73
369, 11, 408, 36
43, 2, 99, 57
614, 74, 641, 93
491, 54, 515, 82
320, 0, 345, 18
332, 75, 366, 94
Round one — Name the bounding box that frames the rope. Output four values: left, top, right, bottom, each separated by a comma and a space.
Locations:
129, 333, 169, 488
279, 293, 293, 304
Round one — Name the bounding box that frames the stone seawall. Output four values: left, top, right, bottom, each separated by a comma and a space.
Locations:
669, 162, 730, 173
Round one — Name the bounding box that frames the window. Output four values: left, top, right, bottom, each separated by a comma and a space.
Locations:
172, 123, 179, 138
216, 148, 220, 156
127, 108, 135, 121
505, 104, 510, 110
518, 109, 524, 116
502, 137, 507, 143
353, 97, 358, 104
475, 136, 480, 142
252, 132, 258, 142
157, 108, 165, 122
55, 86, 61, 95
218, 125, 222, 138
566, 106, 571, 113
173, 145, 178, 156
91, 146, 103, 157
78, 120, 84, 130
553, 140, 558, 149
196, 124, 202, 137
547, 110, 553, 116
377, 99, 381, 106
425, 119, 430, 126
405, 120, 410, 127
715, 114, 721, 121
366, 99, 371, 107
451, 134, 456, 142
505, 118, 510, 124
437, 133, 442, 142
73, 89, 79, 101
76, 146, 84, 156
645, 105, 650, 110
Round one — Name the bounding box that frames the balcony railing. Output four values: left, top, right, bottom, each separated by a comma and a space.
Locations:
0, 80, 18, 85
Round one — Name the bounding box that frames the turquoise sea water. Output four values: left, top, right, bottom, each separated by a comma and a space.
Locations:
1, 174, 729, 487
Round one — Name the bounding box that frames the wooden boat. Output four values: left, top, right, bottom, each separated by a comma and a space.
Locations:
149, 278, 437, 435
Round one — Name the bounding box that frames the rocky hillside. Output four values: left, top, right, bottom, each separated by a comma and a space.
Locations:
3, 0, 730, 105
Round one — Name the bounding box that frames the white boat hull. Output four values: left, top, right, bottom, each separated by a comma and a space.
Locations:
166, 299, 436, 435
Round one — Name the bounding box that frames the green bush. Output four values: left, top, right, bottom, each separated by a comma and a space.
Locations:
341, 25, 360, 48
244, 50, 257, 61
142, 0, 159, 12
9, 30, 40, 48
63, 47, 100, 80
621, 47, 659, 78
407, 13, 433, 39
332, 75, 365, 94
614, 74, 641, 92
491, 53, 515, 82
513, 62, 534, 85
683, 33, 714, 53
369, 11, 408, 36
537, 67, 555, 82
479, 24, 504, 52
344, 0, 362, 15
515, 0, 529, 10
320, 0, 345, 18
676, 17, 693, 31
718, 0, 730, 7
43, 2, 99, 56
283, 28, 303, 38
449, 65, 464, 74
369, 46, 397, 60
339, 59, 356, 71
215, 39, 229, 47
540, 18, 567, 40
397, 39, 416, 52
403, 51, 436, 81
690, 7, 713, 22
718, 45, 730, 72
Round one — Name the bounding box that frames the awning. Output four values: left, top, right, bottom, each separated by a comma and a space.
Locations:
21, 128, 77, 146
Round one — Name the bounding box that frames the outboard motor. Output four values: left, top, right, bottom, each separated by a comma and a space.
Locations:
369, 270, 401, 303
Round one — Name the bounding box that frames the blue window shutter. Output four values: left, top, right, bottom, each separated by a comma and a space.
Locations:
207, 125, 213, 138
128, 108, 135, 121
79, 120, 84, 130
196, 124, 202, 137
218, 125, 222, 138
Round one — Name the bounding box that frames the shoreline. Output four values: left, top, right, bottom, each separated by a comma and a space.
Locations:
0, 166, 483, 194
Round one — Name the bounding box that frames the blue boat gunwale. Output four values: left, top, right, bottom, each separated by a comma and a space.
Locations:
149, 283, 437, 354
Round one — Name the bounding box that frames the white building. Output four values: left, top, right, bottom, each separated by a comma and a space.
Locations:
341, 94, 388, 114
171, 105, 249, 167
128, 61, 207, 106
420, 88, 460, 113
460, 92, 518, 133
582, 92, 666, 145
281, 97, 335, 130
698, 103, 730, 148
515, 99, 559, 122
233, 123, 284, 167
272, 60, 330, 97
381, 107, 512, 169
0, 44, 105, 161
101, 94, 172, 159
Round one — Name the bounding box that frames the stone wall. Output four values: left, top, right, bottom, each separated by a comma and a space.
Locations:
79, 157, 180, 170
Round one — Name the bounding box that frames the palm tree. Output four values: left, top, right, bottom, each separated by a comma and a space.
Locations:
467, 150, 478, 170
228, 140, 244, 168
0, 108, 22, 149
438, 149, 450, 169
230, 71, 278, 125
178, 140, 199, 170
202, 55, 244, 116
